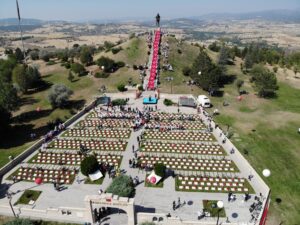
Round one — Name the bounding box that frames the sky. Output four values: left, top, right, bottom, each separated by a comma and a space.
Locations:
0, 0, 299, 21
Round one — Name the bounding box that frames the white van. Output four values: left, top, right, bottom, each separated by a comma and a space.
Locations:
197, 95, 211, 108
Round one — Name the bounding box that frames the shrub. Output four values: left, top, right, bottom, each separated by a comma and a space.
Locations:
182, 66, 191, 76
163, 99, 174, 106
140, 223, 155, 225
96, 56, 116, 73
133, 65, 138, 70
129, 33, 135, 39
4, 219, 34, 225
154, 163, 166, 177
71, 63, 86, 76
48, 84, 73, 108
177, 49, 182, 54
29, 51, 39, 60
117, 84, 127, 92
106, 175, 134, 197
94, 72, 109, 78
112, 99, 127, 106
111, 47, 122, 54
46, 60, 56, 66
116, 61, 125, 68
138, 85, 144, 91
104, 41, 115, 50
80, 155, 99, 176
39, 50, 50, 62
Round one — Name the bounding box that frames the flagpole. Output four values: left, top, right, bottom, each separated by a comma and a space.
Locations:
16, 0, 26, 63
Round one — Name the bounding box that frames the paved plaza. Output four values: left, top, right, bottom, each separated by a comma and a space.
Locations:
0, 92, 269, 225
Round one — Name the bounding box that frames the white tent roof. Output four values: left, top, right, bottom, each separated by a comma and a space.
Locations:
89, 170, 103, 181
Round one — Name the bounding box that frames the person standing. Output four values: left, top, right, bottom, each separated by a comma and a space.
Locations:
173, 201, 176, 211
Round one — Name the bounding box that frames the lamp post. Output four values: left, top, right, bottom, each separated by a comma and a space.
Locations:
6, 191, 17, 218
165, 76, 173, 94
216, 200, 224, 225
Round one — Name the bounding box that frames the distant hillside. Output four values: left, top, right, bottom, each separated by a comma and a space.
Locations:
191, 9, 300, 23
0, 18, 44, 26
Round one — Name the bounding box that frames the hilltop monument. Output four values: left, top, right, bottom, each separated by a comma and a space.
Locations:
156, 13, 160, 27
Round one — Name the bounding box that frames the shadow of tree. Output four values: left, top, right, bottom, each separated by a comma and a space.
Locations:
65, 99, 86, 111
26, 81, 52, 95
18, 96, 38, 107
12, 109, 53, 124
0, 124, 50, 149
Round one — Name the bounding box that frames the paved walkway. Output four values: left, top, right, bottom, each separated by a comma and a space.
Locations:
0, 94, 269, 225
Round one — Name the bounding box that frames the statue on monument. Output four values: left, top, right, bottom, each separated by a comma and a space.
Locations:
156, 13, 160, 27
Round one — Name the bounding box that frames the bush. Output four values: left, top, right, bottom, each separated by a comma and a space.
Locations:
94, 72, 109, 78
117, 84, 127, 92
208, 42, 220, 52
177, 49, 182, 54
106, 175, 134, 197
48, 84, 73, 108
39, 50, 50, 62
133, 65, 138, 70
163, 99, 174, 106
138, 85, 144, 91
111, 47, 122, 54
154, 163, 166, 177
116, 61, 125, 68
140, 223, 155, 225
96, 56, 116, 73
182, 66, 191, 76
80, 155, 99, 176
4, 219, 34, 225
112, 99, 127, 106
71, 63, 86, 76
29, 50, 39, 60
46, 60, 56, 66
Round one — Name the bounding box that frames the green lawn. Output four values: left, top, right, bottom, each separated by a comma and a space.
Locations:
211, 80, 300, 223
95, 37, 148, 66
203, 200, 226, 217
0, 216, 79, 225
15, 190, 42, 205
84, 176, 105, 185
158, 37, 205, 95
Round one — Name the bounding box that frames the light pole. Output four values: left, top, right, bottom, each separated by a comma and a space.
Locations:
216, 200, 224, 225
6, 191, 17, 218
165, 76, 173, 94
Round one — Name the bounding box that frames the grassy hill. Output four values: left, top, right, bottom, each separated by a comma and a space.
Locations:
204, 50, 300, 224
0, 37, 148, 169
0, 34, 299, 224
158, 36, 204, 94
94, 37, 148, 66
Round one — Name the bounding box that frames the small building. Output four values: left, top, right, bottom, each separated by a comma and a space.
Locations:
179, 96, 196, 108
